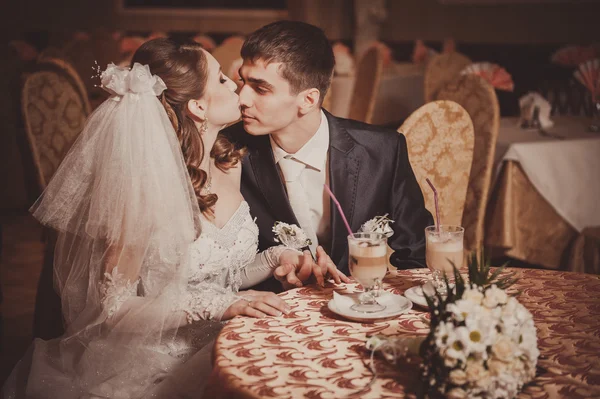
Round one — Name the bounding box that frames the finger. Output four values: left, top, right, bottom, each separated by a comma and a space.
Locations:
316, 246, 329, 274
243, 304, 267, 319
296, 251, 313, 282
249, 299, 285, 317
325, 259, 341, 284
312, 261, 325, 287
274, 263, 295, 282
337, 269, 352, 283
286, 269, 303, 288
257, 293, 291, 314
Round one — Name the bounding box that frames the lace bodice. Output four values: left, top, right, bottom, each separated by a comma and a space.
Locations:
182, 201, 259, 322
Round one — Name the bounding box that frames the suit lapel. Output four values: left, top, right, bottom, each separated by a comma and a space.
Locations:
325, 111, 361, 263
247, 135, 299, 226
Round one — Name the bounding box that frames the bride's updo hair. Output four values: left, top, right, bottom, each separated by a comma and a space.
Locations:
132, 37, 244, 215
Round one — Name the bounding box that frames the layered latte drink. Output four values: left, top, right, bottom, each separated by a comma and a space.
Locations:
349, 239, 388, 288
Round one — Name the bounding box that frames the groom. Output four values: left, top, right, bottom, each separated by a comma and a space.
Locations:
224, 21, 433, 292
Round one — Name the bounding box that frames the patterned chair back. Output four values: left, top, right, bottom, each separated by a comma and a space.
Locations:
399, 101, 474, 227
212, 36, 245, 83
424, 52, 472, 102
348, 46, 383, 123
437, 74, 500, 253
21, 57, 90, 191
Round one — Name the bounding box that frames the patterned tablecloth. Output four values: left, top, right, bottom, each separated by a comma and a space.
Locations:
209, 269, 600, 398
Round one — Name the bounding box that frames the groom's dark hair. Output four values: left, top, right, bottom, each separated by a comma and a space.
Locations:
241, 20, 335, 104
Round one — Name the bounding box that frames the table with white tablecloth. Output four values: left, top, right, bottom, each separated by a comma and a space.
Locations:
486, 116, 600, 272
329, 63, 424, 126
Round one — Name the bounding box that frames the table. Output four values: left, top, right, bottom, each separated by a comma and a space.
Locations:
330, 63, 424, 126
486, 116, 600, 270
209, 269, 600, 398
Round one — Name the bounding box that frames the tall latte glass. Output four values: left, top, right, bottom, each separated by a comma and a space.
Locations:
425, 225, 464, 294
348, 232, 388, 313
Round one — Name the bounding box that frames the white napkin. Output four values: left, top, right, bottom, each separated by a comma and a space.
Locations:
518, 92, 554, 129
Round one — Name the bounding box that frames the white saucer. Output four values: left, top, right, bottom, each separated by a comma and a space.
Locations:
404, 282, 455, 309
327, 291, 412, 323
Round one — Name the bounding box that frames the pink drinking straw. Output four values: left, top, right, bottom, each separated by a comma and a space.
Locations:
324, 183, 353, 237
425, 178, 441, 233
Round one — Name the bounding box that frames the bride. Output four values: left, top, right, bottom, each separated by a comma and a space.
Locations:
3, 38, 344, 398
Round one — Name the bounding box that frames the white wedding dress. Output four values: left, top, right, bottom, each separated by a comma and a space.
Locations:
3, 64, 287, 399
5, 201, 284, 399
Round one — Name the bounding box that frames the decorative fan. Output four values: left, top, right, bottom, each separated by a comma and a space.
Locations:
551, 45, 597, 67
461, 62, 514, 92
412, 39, 438, 65
574, 58, 600, 97
192, 34, 216, 52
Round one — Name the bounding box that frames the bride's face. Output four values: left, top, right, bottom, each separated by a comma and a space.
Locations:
201, 49, 241, 127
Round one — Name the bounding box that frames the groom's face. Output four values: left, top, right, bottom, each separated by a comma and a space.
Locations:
238, 58, 300, 136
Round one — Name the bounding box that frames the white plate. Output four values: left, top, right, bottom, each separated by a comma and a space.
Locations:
327, 291, 412, 323
404, 282, 455, 309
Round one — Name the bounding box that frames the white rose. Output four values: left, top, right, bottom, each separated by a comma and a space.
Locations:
487, 357, 508, 375
447, 387, 468, 399
465, 360, 488, 383
488, 285, 508, 305
449, 368, 468, 386
492, 336, 516, 363
482, 291, 499, 309
462, 287, 484, 305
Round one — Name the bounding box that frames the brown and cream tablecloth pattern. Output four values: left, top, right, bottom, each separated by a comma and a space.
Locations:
208, 269, 600, 398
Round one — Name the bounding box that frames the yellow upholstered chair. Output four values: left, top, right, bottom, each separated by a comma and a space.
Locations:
424, 52, 472, 102
21, 57, 90, 191
399, 100, 475, 227
436, 74, 500, 253
20, 57, 91, 339
348, 45, 383, 123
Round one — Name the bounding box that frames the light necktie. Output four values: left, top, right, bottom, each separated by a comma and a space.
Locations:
278, 155, 318, 254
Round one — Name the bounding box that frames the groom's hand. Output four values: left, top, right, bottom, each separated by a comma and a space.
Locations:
315, 246, 351, 285
273, 250, 313, 289
274, 247, 350, 289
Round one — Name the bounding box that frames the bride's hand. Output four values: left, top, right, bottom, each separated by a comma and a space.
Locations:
222, 290, 290, 320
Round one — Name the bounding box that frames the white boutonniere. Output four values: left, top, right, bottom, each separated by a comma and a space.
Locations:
359, 214, 394, 238
272, 222, 312, 250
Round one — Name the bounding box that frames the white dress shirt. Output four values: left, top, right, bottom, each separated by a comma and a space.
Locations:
271, 110, 331, 251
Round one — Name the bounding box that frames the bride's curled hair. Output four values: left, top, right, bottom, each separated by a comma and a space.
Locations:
132, 38, 244, 214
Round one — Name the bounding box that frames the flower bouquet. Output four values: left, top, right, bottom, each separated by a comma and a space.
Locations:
367, 251, 539, 399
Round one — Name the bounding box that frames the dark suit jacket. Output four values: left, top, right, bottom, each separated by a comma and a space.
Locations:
223, 110, 433, 292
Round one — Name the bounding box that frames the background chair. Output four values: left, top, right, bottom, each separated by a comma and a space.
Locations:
399, 100, 475, 228
20, 57, 90, 339
436, 74, 500, 254
347, 45, 383, 124
424, 52, 472, 102
212, 35, 245, 83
